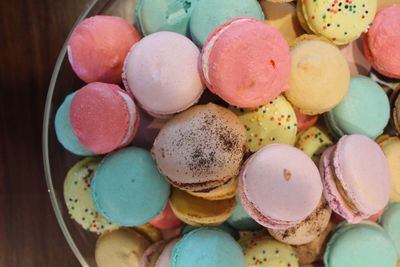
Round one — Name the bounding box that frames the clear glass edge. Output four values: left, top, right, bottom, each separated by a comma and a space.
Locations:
42, 1, 100, 266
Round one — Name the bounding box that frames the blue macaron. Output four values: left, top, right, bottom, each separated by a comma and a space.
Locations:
55, 93, 94, 156
135, 0, 200, 37
91, 147, 170, 226
181, 223, 239, 239
380, 203, 400, 257
171, 228, 245, 267
324, 75, 390, 139
189, 0, 264, 47
324, 222, 397, 267
227, 195, 261, 231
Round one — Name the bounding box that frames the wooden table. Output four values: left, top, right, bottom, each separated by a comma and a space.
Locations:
0, 0, 92, 266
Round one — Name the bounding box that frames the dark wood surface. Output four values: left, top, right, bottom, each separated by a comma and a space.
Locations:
0, 0, 92, 266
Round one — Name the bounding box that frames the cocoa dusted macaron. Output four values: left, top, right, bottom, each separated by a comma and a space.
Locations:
152, 103, 246, 195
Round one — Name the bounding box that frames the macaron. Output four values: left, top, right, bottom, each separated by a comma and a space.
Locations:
239, 235, 299, 267
298, 0, 377, 45
68, 15, 141, 83
294, 221, 336, 265
181, 223, 239, 239
70, 82, 140, 154
171, 228, 245, 267
324, 76, 390, 139
123, 31, 204, 118
260, 1, 305, 42
268, 199, 332, 245
340, 37, 371, 76
294, 108, 319, 132
285, 40, 350, 115
379, 203, 400, 257
391, 85, 400, 134
319, 135, 391, 223
154, 238, 179, 267
63, 157, 118, 234
135, 0, 199, 36
229, 95, 298, 153
364, 6, 400, 79
377, 0, 400, 10
227, 195, 262, 231
55, 93, 94, 156
370, 69, 400, 91
324, 222, 397, 267
239, 144, 323, 229
187, 176, 238, 201
169, 188, 236, 226
379, 136, 400, 202
133, 224, 163, 243
91, 147, 170, 226
95, 228, 151, 267
149, 203, 183, 230
152, 103, 246, 192
295, 126, 333, 163
199, 17, 291, 108
140, 241, 167, 267
189, 0, 264, 47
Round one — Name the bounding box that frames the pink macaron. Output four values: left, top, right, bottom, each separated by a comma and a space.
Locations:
199, 17, 291, 108
68, 15, 141, 83
340, 37, 371, 76
149, 203, 183, 230
295, 108, 319, 132
123, 31, 205, 118
319, 135, 391, 224
239, 144, 323, 229
364, 6, 400, 79
70, 82, 139, 154
154, 238, 179, 267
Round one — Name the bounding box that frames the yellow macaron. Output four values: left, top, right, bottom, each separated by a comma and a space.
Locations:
132, 223, 162, 243
296, 126, 333, 163
169, 187, 236, 226
378, 136, 400, 202
230, 96, 298, 152
188, 177, 238, 200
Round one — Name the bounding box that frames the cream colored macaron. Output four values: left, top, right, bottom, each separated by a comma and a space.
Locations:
285, 40, 350, 115
379, 136, 400, 202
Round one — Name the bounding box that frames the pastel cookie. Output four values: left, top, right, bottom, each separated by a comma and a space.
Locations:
230, 96, 297, 152
181, 223, 239, 239
379, 203, 400, 257
133, 224, 163, 243
379, 137, 400, 202
239, 235, 299, 267
227, 195, 262, 231
296, 126, 333, 163
298, 0, 377, 45
63, 157, 118, 234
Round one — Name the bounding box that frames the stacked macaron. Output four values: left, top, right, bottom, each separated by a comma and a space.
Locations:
53, 1, 400, 266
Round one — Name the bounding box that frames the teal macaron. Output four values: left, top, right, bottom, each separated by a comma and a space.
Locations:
227, 195, 262, 231
380, 203, 400, 257
55, 93, 94, 156
189, 0, 264, 47
324, 222, 397, 267
324, 75, 390, 140
181, 223, 239, 240
135, 0, 200, 37
91, 147, 170, 226
171, 228, 245, 267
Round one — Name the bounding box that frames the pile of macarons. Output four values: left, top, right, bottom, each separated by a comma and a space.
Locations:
55, 0, 400, 266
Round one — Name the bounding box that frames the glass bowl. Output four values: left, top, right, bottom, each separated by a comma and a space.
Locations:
42, 0, 139, 266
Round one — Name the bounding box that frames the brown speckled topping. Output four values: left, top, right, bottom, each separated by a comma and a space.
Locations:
152, 103, 246, 191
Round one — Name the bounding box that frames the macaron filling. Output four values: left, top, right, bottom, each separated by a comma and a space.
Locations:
117, 91, 137, 147
201, 18, 251, 87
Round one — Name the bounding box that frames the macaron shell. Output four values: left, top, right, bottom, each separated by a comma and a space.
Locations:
154, 238, 178, 267
140, 241, 167, 267
301, 0, 376, 45
285, 40, 350, 115
200, 17, 291, 108
169, 188, 236, 226
187, 177, 238, 201
268, 199, 332, 245
294, 108, 319, 132
149, 203, 183, 230
379, 137, 400, 202
68, 15, 141, 83
261, 1, 305, 42
296, 126, 333, 163
70, 82, 137, 154
133, 224, 163, 243
334, 135, 391, 215
95, 228, 151, 267
91, 147, 170, 226
189, 0, 264, 47
227, 195, 262, 231
123, 31, 204, 116
171, 228, 245, 267
324, 222, 397, 267
64, 157, 118, 234
380, 203, 400, 257
377, 0, 400, 10
181, 223, 239, 239
239, 235, 299, 267
230, 95, 298, 153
